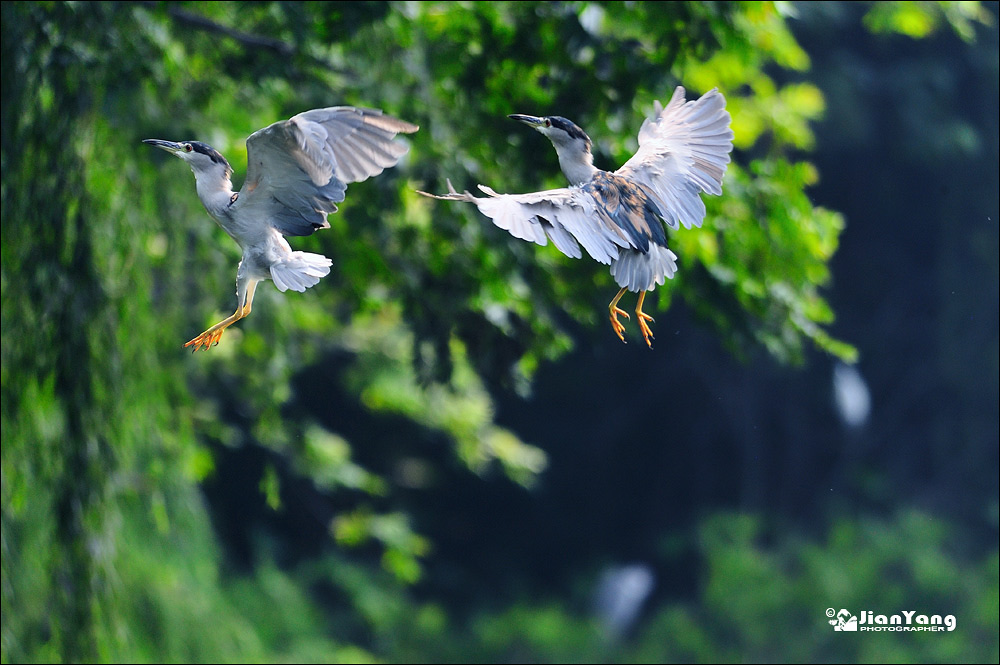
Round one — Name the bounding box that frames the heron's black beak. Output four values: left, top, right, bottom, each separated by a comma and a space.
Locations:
143, 139, 186, 155
508, 114, 546, 128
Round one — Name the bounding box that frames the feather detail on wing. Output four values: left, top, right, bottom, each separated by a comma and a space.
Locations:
616, 86, 733, 230
290, 106, 418, 185
417, 180, 638, 265
235, 106, 418, 237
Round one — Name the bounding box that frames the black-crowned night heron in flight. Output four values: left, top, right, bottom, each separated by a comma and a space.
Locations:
145, 106, 417, 351
418, 86, 732, 347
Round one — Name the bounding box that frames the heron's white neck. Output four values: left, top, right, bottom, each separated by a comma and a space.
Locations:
552, 141, 598, 186
192, 164, 236, 219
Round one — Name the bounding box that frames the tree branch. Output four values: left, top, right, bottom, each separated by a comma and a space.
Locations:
137, 1, 293, 56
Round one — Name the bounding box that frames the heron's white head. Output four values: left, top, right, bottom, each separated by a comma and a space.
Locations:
509, 114, 596, 185
143, 139, 233, 182
144, 138, 236, 215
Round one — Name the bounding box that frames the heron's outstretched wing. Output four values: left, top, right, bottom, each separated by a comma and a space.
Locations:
616, 87, 733, 230
418, 181, 637, 265
234, 106, 418, 237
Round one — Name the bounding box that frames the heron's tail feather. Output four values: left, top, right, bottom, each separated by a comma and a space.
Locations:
270, 251, 332, 293
610, 244, 678, 293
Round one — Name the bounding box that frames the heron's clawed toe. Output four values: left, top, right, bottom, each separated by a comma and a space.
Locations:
184, 328, 226, 352
636, 312, 655, 349
609, 306, 630, 343
635, 293, 655, 348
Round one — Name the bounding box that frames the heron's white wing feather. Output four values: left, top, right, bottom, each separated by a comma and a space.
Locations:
290, 106, 418, 185
616, 87, 733, 230
418, 182, 632, 265
235, 107, 417, 237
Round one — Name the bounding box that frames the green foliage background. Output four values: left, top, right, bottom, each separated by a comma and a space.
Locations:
2, 2, 996, 663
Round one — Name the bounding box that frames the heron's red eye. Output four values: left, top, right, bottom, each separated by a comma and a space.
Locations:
544, 119, 551, 127
185, 144, 193, 152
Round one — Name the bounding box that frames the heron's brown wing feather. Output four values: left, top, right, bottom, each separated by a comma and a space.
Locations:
583, 172, 666, 252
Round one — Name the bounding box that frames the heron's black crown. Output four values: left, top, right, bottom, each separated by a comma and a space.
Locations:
189, 141, 231, 169
546, 116, 591, 145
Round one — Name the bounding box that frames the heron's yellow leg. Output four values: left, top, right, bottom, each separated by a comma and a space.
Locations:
635, 291, 655, 348
184, 280, 258, 352
608, 287, 630, 343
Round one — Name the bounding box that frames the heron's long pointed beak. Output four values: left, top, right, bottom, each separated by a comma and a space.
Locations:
508, 114, 546, 128
143, 139, 185, 155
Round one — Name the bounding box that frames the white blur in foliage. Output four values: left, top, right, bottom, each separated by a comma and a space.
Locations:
592, 563, 656, 639
832, 362, 871, 428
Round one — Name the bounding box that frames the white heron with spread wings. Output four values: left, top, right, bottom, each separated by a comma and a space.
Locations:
419, 87, 733, 347
145, 106, 418, 351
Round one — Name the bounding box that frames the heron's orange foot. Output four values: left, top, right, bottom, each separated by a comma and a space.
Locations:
609, 306, 630, 343
636, 310, 655, 349
184, 328, 227, 352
